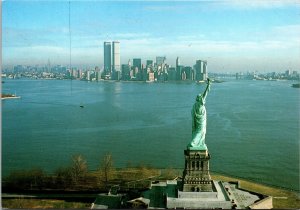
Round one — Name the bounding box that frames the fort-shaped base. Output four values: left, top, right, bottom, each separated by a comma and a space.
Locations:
182, 149, 213, 192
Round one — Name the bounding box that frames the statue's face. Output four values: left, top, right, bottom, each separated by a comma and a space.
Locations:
196, 94, 203, 104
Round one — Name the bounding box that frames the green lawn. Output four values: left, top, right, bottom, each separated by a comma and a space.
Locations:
2, 198, 90, 209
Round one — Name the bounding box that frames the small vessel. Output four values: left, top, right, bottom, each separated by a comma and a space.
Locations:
291, 83, 300, 88
80, 105, 84, 108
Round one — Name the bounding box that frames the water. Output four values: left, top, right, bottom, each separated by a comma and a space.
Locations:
2, 79, 299, 191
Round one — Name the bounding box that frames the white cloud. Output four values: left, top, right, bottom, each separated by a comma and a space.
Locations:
4, 20, 300, 71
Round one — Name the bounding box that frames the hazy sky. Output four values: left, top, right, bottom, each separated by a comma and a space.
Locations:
3, 0, 300, 72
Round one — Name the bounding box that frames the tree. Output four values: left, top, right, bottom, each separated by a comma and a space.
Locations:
71, 154, 88, 185
98, 153, 114, 190
54, 166, 73, 189
3, 168, 46, 191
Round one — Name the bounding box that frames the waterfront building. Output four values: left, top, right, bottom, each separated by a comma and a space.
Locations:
132, 58, 142, 78
194, 60, 208, 81
156, 56, 166, 66
121, 64, 130, 81
183, 66, 193, 80
112, 41, 120, 72
176, 65, 184, 81
104, 42, 112, 76
132, 58, 141, 71
148, 72, 155, 82
140, 64, 147, 81
167, 67, 177, 81
77, 69, 83, 79
176, 57, 180, 68
47, 59, 51, 72
292, 70, 298, 76
86, 70, 91, 81
181, 71, 187, 80
146, 60, 153, 67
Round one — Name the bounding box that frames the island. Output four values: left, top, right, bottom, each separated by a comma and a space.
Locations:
1, 93, 21, 100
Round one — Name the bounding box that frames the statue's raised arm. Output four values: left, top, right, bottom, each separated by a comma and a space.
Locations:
188, 78, 211, 150
202, 78, 211, 102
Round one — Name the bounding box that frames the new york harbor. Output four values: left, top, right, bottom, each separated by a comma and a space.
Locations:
1, 1, 300, 209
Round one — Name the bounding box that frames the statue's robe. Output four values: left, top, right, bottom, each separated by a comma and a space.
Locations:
188, 100, 207, 150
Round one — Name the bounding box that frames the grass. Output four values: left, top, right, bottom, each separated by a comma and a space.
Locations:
2, 169, 299, 209
211, 172, 300, 209
2, 198, 91, 209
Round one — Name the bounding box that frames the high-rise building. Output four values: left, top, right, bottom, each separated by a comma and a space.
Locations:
156, 56, 166, 66
112, 41, 120, 72
194, 60, 207, 81
168, 67, 177, 81
176, 57, 180, 68
121, 64, 130, 81
183, 66, 193, 80
146, 60, 153, 67
133, 58, 142, 71
104, 42, 112, 75
177, 65, 184, 81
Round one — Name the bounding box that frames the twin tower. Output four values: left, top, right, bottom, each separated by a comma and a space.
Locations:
104, 41, 120, 76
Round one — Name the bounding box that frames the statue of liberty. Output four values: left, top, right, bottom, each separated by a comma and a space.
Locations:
188, 78, 211, 150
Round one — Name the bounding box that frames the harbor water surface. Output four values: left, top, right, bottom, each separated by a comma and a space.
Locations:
2, 79, 299, 191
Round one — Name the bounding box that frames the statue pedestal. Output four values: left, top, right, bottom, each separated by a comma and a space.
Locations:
182, 149, 213, 192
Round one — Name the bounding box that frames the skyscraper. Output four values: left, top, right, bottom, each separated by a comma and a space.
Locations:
156, 56, 166, 66
194, 60, 207, 81
133, 58, 142, 71
176, 57, 180, 68
112, 41, 120, 72
146, 60, 153, 67
104, 42, 111, 75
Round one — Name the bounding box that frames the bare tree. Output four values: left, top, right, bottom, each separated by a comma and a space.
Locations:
98, 152, 114, 190
71, 154, 88, 185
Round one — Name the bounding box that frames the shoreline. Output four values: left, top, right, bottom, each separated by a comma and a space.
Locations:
210, 171, 299, 192
158, 168, 299, 192
2, 173, 299, 209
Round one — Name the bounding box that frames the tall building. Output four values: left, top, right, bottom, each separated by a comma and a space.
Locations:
194, 60, 208, 81
156, 56, 166, 66
121, 64, 130, 81
176, 57, 180, 68
103, 42, 112, 75
183, 66, 193, 80
146, 60, 153, 67
176, 65, 184, 81
132, 58, 142, 71
112, 41, 120, 72
168, 67, 177, 81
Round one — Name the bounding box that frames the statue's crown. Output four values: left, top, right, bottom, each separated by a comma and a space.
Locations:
196, 94, 203, 101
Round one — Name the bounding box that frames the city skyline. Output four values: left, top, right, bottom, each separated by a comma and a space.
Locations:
3, 0, 300, 72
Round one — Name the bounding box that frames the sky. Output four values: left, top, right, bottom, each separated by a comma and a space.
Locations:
3, 0, 300, 72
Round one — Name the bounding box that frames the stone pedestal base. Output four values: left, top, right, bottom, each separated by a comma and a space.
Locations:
182, 149, 213, 192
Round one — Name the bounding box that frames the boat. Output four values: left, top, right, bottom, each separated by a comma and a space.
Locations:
291, 83, 300, 88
